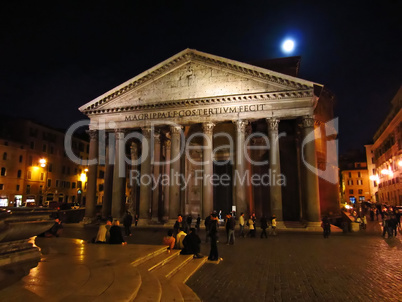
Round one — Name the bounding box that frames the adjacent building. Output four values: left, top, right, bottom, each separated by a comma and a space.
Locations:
371, 86, 402, 206
340, 161, 371, 204
0, 116, 106, 207
364, 144, 378, 202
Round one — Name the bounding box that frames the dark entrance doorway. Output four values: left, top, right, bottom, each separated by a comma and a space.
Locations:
213, 161, 233, 215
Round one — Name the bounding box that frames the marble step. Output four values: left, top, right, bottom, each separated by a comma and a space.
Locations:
154, 254, 194, 279
176, 282, 201, 302
130, 270, 162, 302
159, 278, 184, 302
147, 250, 181, 272
170, 257, 207, 283
131, 246, 168, 267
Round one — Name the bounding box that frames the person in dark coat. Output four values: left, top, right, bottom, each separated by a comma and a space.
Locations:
260, 215, 268, 238
208, 214, 221, 261
195, 214, 201, 232
321, 216, 331, 238
109, 220, 127, 245
134, 214, 139, 226
173, 214, 183, 238
180, 228, 203, 258
123, 211, 133, 236
204, 213, 212, 243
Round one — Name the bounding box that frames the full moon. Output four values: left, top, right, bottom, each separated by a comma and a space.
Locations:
282, 39, 295, 53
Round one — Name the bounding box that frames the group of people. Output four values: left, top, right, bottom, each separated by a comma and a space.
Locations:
163, 215, 203, 258
381, 208, 401, 238
237, 212, 278, 239
94, 218, 127, 245
93, 211, 139, 245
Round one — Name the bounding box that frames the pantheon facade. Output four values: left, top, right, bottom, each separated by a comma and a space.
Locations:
79, 49, 339, 225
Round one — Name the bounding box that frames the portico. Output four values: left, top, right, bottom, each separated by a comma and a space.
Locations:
79, 49, 334, 224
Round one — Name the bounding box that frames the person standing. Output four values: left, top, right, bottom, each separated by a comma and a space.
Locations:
270, 214, 277, 236
239, 212, 245, 238
195, 214, 201, 232
134, 214, 139, 226
173, 214, 183, 238
247, 216, 255, 237
260, 215, 268, 238
208, 213, 221, 261
123, 211, 133, 236
204, 213, 212, 243
321, 216, 331, 238
226, 213, 235, 245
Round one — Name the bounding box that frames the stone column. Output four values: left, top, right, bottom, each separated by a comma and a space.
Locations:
129, 142, 138, 215
101, 134, 114, 218
233, 120, 248, 216
84, 130, 98, 221
169, 125, 182, 218
139, 127, 152, 220
151, 132, 161, 221
202, 122, 215, 218
301, 116, 321, 224
245, 125, 254, 215
163, 140, 171, 221
111, 130, 126, 220
267, 118, 283, 221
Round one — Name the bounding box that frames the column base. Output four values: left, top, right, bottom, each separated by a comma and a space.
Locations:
306, 221, 322, 231
82, 216, 96, 224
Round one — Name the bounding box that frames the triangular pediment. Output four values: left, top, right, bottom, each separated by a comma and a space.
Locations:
79, 49, 319, 113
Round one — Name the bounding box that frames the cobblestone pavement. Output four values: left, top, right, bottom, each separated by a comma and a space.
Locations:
62, 222, 402, 302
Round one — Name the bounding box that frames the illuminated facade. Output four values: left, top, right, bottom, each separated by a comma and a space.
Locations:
364, 144, 378, 202
340, 162, 371, 204
79, 49, 339, 223
372, 86, 402, 205
0, 117, 105, 207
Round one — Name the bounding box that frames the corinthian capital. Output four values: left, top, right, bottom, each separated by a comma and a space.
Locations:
142, 127, 152, 138
87, 130, 98, 140
202, 122, 215, 135
266, 118, 280, 131
233, 120, 248, 133
301, 116, 315, 128
170, 125, 183, 135
154, 132, 161, 144
114, 129, 125, 139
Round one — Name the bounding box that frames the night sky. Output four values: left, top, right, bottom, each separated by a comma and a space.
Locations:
1, 1, 401, 154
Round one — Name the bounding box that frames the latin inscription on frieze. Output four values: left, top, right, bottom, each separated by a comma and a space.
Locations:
125, 104, 265, 121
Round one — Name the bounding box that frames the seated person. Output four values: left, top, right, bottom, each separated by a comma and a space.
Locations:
180, 228, 203, 258
109, 220, 127, 245
94, 219, 112, 243
176, 227, 187, 249
163, 229, 176, 253
39, 218, 63, 237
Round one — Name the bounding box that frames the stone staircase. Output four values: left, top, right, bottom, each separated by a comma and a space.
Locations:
131, 247, 207, 301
